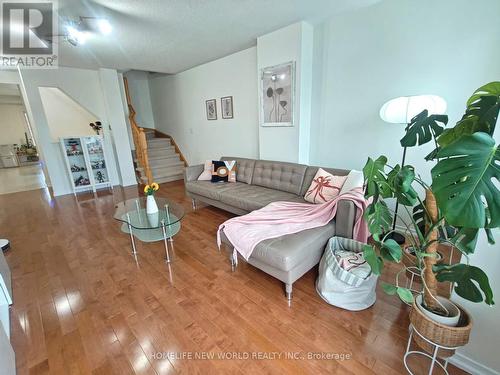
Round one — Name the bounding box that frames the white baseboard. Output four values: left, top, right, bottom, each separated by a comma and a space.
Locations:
449, 352, 500, 375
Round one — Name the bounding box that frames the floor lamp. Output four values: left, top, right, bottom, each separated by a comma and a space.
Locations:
379, 94, 447, 244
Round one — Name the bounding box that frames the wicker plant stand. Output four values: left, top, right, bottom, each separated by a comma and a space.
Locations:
405, 300, 472, 374
404, 324, 459, 375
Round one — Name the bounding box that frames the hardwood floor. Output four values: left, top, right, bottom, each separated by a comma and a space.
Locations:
1, 181, 468, 374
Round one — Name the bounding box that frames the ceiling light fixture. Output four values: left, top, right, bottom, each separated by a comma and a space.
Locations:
66, 24, 89, 46
96, 19, 112, 35
64, 17, 112, 47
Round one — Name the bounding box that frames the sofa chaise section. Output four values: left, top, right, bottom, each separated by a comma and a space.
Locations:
184, 157, 357, 299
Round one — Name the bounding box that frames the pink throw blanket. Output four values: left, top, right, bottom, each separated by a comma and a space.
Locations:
217, 188, 369, 263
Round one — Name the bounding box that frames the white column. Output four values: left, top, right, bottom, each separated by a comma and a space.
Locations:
98, 68, 137, 187
257, 22, 314, 163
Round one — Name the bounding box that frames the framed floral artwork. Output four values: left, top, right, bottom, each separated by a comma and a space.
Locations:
206, 99, 217, 120
221, 96, 234, 119
260, 61, 295, 127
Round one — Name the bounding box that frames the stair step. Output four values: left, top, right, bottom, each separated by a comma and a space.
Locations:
153, 166, 184, 178
152, 163, 185, 174
144, 130, 155, 140
147, 139, 172, 148
148, 146, 176, 155
138, 164, 184, 178
137, 160, 184, 173
140, 174, 184, 184
153, 159, 184, 168
148, 155, 181, 167
135, 158, 182, 170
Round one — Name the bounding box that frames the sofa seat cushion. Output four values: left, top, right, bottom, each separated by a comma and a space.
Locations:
218, 184, 306, 212
249, 222, 336, 272
185, 181, 246, 201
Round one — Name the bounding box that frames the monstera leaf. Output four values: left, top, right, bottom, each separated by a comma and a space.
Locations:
449, 227, 479, 255
372, 234, 403, 263
431, 132, 500, 228
438, 82, 500, 148
363, 156, 391, 200
364, 201, 392, 235
466, 81, 500, 133
379, 238, 403, 262
434, 263, 494, 305
387, 165, 418, 206
381, 283, 414, 304
400, 110, 448, 147
363, 245, 383, 275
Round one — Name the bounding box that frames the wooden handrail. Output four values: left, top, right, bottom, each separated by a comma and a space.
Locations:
123, 77, 153, 184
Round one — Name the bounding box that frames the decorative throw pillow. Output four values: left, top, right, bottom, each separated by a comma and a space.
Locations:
197, 160, 213, 181
339, 170, 364, 194
211, 160, 237, 183
304, 168, 347, 204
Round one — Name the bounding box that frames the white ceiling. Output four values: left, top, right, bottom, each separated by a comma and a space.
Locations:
55, 0, 378, 74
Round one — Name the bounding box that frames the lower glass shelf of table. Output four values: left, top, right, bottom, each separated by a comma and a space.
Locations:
114, 197, 185, 263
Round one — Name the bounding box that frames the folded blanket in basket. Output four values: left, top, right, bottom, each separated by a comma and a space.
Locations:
335, 250, 371, 279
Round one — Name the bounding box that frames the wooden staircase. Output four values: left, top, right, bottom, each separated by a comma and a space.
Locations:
136, 129, 185, 184
123, 77, 187, 185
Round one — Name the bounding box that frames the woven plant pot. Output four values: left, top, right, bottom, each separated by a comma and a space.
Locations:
409, 299, 472, 358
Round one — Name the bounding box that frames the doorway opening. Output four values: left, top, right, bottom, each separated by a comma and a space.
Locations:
0, 83, 47, 195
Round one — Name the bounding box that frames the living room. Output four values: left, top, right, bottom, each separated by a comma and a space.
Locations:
0, 0, 499, 374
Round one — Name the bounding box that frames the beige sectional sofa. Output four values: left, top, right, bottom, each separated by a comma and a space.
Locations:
184, 157, 357, 300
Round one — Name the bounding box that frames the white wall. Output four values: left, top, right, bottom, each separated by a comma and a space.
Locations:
0, 71, 20, 85
451, 229, 500, 375
310, 0, 500, 179
39, 87, 97, 141
310, 0, 500, 372
18, 67, 135, 196
123, 70, 156, 129
0, 104, 29, 145
149, 47, 259, 164
257, 22, 313, 163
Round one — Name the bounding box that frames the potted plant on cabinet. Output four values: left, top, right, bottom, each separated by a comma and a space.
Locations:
362, 82, 499, 356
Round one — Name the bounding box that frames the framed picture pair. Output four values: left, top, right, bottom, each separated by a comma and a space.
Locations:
206, 96, 233, 120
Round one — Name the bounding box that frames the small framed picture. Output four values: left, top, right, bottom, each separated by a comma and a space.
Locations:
206, 99, 217, 120
221, 96, 234, 119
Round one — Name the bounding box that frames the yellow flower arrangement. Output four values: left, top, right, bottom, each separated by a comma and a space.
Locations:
144, 182, 160, 196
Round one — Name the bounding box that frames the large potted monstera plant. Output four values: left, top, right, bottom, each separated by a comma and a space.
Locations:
362, 82, 499, 355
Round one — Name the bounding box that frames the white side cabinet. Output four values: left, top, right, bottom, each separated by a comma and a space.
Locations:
0, 249, 15, 375
60, 136, 113, 194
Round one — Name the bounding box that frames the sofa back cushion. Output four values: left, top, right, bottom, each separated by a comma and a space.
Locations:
252, 160, 307, 195
221, 156, 255, 184
300, 166, 350, 196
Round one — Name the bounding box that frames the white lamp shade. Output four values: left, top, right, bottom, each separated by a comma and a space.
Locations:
379, 95, 447, 124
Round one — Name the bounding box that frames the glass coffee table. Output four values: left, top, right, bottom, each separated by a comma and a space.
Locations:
114, 197, 185, 262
